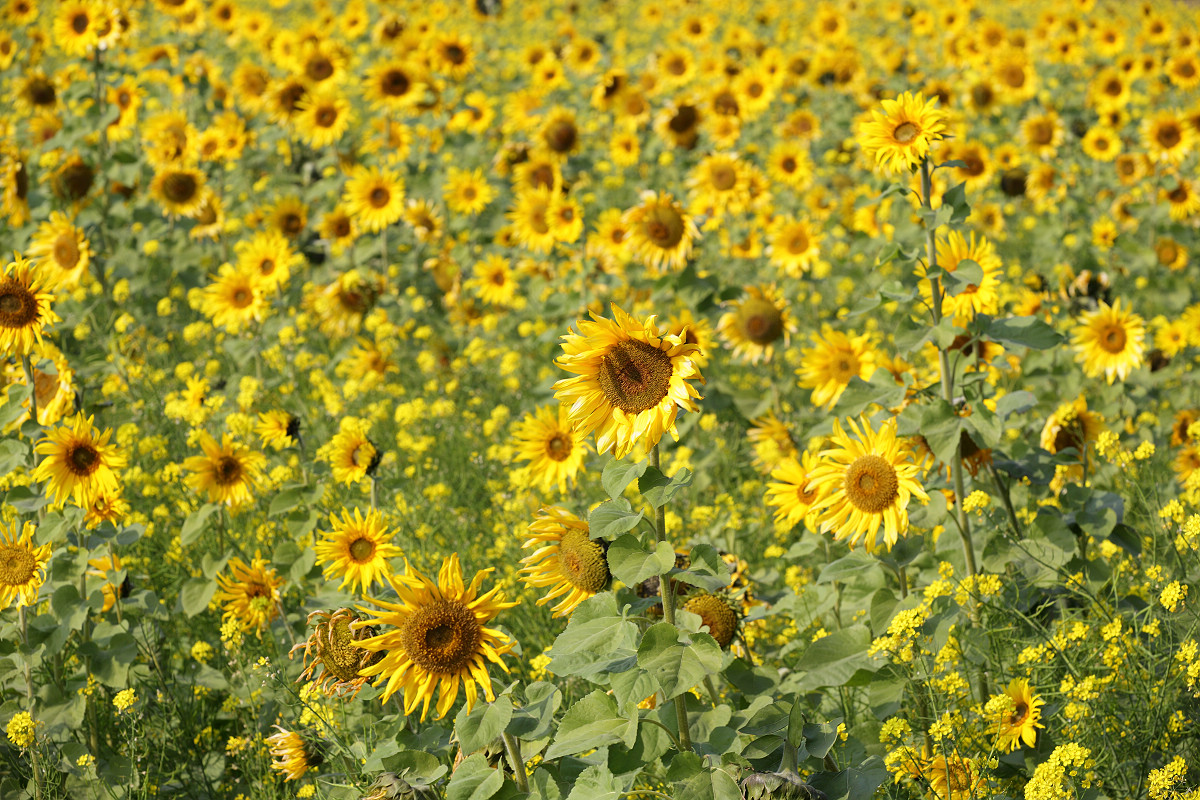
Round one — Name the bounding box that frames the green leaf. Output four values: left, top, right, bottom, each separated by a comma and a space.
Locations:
795, 626, 881, 690
588, 499, 644, 540
942, 181, 971, 224
447, 754, 506, 800
0, 438, 28, 473
834, 374, 907, 417
995, 390, 1036, 419
942, 259, 983, 296
51, 585, 88, 631
565, 765, 623, 800
787, 698, 806, 748
801, 719, 842, 759
544, 691, 636, 760
670, 544, 730, 592
639, 467, 693, 508
507, 682, 562, 741
607, 534, 675, 586
602, 458, 649, 499
818, 552, 877, 585
269, 484, 321, 516
456, 697, 513, 755
984, 315, 1063, 350
181, 577, 217, 617
180, 504, 219, 547
547, 597, 638, 679
921, 400, 965, 465
636, 622, 723, 700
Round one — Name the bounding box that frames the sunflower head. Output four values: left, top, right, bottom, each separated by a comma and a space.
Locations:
860, 91, 947, 174
682, 592, 740, 649
520, 507, 609, 617
291, 608, 383, 698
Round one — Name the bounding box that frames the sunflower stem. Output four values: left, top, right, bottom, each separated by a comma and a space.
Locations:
918, 157, 977, 580
20, 355, 40, 435
649, 443, 692, 753
502, 732, 529, 793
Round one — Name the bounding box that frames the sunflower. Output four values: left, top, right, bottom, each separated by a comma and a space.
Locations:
315, 508, 403, 595
342, 167, 406, 233
511, 405, 589, 494
717, 285, 796, 364
688, 153, 750, 218
86, 553, 128, 613
430, 32, 474, 80
443, 167, 494, 216
797, 327, 879, 410
318, 206, 358, 255
352, 554, 518, 720
623, 192, 699, 273
1142, 110, 1194, 164
519, 507, 609, 618
507, 187, 558, 255
925, 752, 985, 800
765, 451, 827, 530
1163, 178, 1200, 221
859, 91, 947, 174
767, 216, 822, 277
54, 0, 100, 57
805, 417, 929, 553
290, 608, 383, 699
32, 414, 125, 509
235, 231, 299, 293
922, 231, 1002, 325
539, 107, 581, 159
990, 678, 1046, 752
256, 411, 299, 450
1020, 111, 1064, 159
1081, 126, 1122, 162
655, 99, 702, 149
15, 71, 57, 115
1072, 299, 1145, 383
554, 305, 704, 459
0, 256, 60, 357
214, 556, 283, 634
1039, 396, 1104, 455
266, 196, 308, 240
84, 489, 130, 530
266, 727, 322, 781
767, 142, 812, 190
403, 199, 443, 244
4, 342, 75, 427
295, 89, 351, 148
183, 433, 267, 510
201, 264, 265, 333
24, 213, 88, 292
1, 147, 30, 227
681, 592, 739, 649
319, 419, 381, 485
150, 166, 207, 218
0, 519, 51, 610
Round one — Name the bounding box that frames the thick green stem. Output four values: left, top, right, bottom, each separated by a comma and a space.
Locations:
919, 158, 976, 579
502, 732, 529, 793
649, 444, 692, 753
20, 355, 39, 430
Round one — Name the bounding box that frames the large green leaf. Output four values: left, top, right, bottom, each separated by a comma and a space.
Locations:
456, 697, 513, 755
544, 691, 636, 760
447, 754, 506, 800
794, 626, 882, 690
984, 315, 1063, 350
639, 467, 693, 508
636, 622, 723, 700
589, 499, 644, 540
565, 765, 623, 800
602, 458, 648, 500
606, 534, 675, 586
180, 504, 219, 547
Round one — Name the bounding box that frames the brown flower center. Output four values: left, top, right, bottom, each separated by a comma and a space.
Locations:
1098, 323, 1127, 353
1009, 702, 1029, 725
382, 69, 410, 96
893, 121, 919, 144
558, 528, 609, 592
844, 454, 900, 514
162, 172, 198, 204
0, 283, 37, 328
710, 164, 737, 191
71, 12, 90, 33
545, 120, 578, 153
545, 432, 572, 462
67, 442, 101, 476
368, 187, 390, 208
306, 57, 334, 82
682, 593, 738, 648
1157, 123, 1182, 149
597, 338, 674, 415
401, 599, 481, 674
316, 107, 338, 127
738, 297, 784, 345
215, 456, 244, 486
642, 206, 685, 249
0, 544, 36, 586
231, 288, 251, 307
348, 537, 376, 563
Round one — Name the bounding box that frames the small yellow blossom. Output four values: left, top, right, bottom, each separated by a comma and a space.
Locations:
113, 689, 138, 713
6, 712, 35, 749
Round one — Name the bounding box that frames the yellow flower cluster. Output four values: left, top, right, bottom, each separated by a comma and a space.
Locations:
6, 712, 35, 749
1024, 743, 1095, 800
868, 604, 931, 664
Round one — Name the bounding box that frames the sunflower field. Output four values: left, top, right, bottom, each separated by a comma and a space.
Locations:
5, 0, 1200, 798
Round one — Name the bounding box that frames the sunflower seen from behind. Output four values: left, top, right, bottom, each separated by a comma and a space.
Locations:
511, 404, 589, 494
1072, 299, 1145, 384
0, 255, 59, 357
315, 508, 402, 595
554, 304, 704, 459
33, 414, 126, 509
352, 554, 518, 721
805, 416, 929, 552
519, 507, 609, 618
860, 91, 947, 174
0, 519, 51, 610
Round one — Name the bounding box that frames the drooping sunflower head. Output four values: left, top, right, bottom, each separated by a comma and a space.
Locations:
0, 519, 52, 610
291, 608, 383, 699
353, 554, 518, 720
266, 727, 323, 782
860, 91, 947, 174
554, 305, 704, 458
520, 506, 609, 618
682, 592, 740, 649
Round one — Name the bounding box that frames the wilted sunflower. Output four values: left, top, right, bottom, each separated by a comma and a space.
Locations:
26, 212, 89, 290
352, 554, 518, 720
511, 405, 589, 493
315, 508, 403, 594
342, 167, 406, 233
681, 592, 739, 649
805, 416, 929, 552
1072, 299, 1145, 384
32, 414, 125, 509
183, 433, 267, 510
1040, 396, 1104, 455
623, 192, 699, 273
519, 507, 608, 618
291, 608, 383, 699
990, 678, 1045, 752
554, 304, 704, 458
860, 91, 947, 174
265, 727, 323, 781
0, 255, 60, 357
765, 451, 827, 530
797, 326, 879, 410
717, 285, 796, 364
0, 519, 51, 610
150, 166, 207, 218
214, 556, 283, 634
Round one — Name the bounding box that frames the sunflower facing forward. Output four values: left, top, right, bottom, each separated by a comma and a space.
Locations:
519, 506, 610, 618
33, 414, 126, 509
860, 91, 947, 174
990, 678, 1046, 752
315, 508, 403, 595
511, 405, 589, 493
352, 554, 518, 720
0, 255, 60, 357
805, 417, 929, 552
0, 519, 52, 610
183, 433, 267, 510
554, 305, 704, 458
1072, 299, 1145, 384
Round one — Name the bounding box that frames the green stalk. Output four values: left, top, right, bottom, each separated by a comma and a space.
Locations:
650, 443, 692, 753
20, 355, 39, 430
502, 732, 529, 793
918, 158, 977, 579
